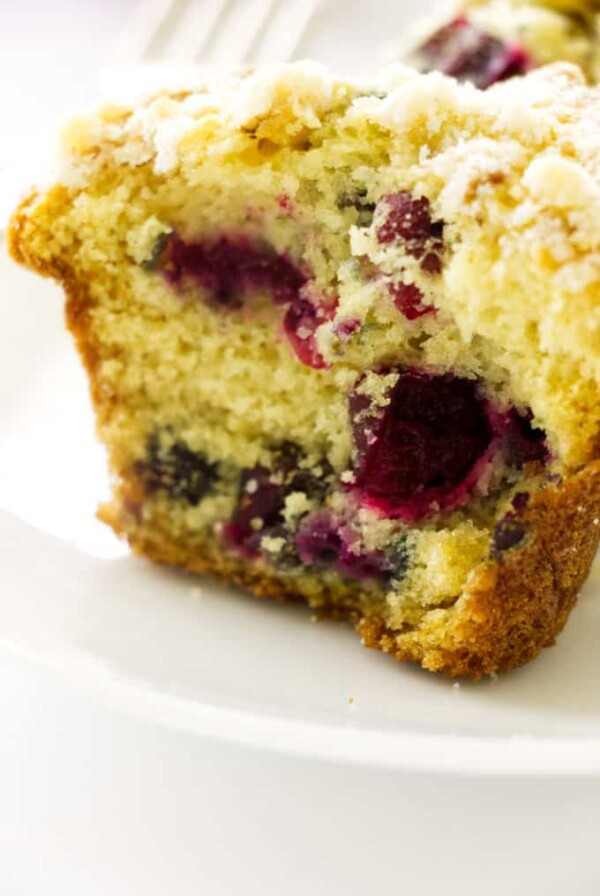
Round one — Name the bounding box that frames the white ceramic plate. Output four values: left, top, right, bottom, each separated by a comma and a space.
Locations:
2, 248, 600, 778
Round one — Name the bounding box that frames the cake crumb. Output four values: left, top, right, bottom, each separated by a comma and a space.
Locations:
189, 586, 204, 599
261, 534, 286, 554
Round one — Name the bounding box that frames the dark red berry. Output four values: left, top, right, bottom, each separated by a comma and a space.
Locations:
415, 17, 531, 89
283, 294, 336, 369
376, 192, 444, 275
350, 370, 494, 520
389, 282, 435, 321
158, 232, 335, 370
160, 233, 307, 307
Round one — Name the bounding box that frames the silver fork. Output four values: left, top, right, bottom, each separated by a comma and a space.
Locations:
109, 0, 323, 69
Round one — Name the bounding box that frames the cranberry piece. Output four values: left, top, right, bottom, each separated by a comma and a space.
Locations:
296, 514, 343, 566
224, 444, 332, 557
160, 233, 307, 307
389, 282, 435, 321
283, 294, 336, 370
158, 232, 335, 370
504, 409, 548, 469
350, 370, 494, 520
347, 390, 377, 462
296, 513, 389, 583
224, 465, 285, 556
137, 437, 218, 506
415, 17, 531, 89
339, 548, 390, 582
376, 192, 444, 274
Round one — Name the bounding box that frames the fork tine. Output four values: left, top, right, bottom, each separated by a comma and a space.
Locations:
206, 0, 279, 67
110, 0, 186, 65
109, 0, 323, 77
160, 0, 233, 64
251, 0, 322, 65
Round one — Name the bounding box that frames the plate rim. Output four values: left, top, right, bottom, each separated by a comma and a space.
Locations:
2, 634, 600, 778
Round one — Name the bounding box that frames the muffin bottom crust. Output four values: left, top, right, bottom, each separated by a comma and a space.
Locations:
101, 461, 600, 678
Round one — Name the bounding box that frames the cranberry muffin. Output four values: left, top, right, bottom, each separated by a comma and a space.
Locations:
9, 62, 600, 677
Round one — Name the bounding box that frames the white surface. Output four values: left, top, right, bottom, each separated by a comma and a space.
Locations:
3, 1, 600, 893
3, 647, 600, 896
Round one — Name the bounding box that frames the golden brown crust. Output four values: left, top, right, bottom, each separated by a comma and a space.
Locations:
9, 192, 118, 430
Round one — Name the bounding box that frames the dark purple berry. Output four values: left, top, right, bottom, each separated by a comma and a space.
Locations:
224, 444, 332, 558
415, 17, 531, 89
349, 370, 494, 520
376, 192, 444, 275
224, 465, 286, 556
492, 515, 527, 554
137, 437, 218, 505
159, 233, 307, 308
511, 492, 530, 512
296, 513, 390, 583
503, 409, 548, 469
296, 514, 343, 566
